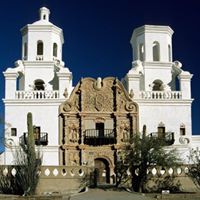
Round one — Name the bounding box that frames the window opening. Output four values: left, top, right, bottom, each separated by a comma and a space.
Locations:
53, 43, 58, 57
180, 124, 186, 136
34, 126, 41, 141
11, 128, 17, 136
24, 42, 27, 58
168, 44, 172, 62
153, 41, 160, 61
139, 43, 144, 61
96, 123, 104, 138
152, 80, 163, 91
34, 79, 45, 90
157, 124, 165, 138
37, 41, 43, 55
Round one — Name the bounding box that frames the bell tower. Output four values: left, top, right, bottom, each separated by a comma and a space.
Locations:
130, 25, 173, 63
15, 7, 72, 92
125, 25, 175, 93
21, 7, 64, 62
3, 8, 72, 165
123, 25, 193, 148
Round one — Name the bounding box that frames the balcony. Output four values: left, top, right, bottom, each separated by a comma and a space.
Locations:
148, 132, 175, 145
139, 91, 182, 100
15, 90, 60, 99
84, 129, 115, 146
20, 132, 48, 146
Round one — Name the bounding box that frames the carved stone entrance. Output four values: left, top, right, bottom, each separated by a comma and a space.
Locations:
94, 158, 110, 185
59, 77, 139, 174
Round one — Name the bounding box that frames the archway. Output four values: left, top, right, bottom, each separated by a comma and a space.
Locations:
94, 158, 110, 185
152, 79, 163, 91
34, 79, 45, 90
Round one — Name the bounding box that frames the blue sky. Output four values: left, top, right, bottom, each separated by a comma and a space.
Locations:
0, 0, 199, 149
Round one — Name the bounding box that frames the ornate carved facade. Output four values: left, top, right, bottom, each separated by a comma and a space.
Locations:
59, 77, 138, 183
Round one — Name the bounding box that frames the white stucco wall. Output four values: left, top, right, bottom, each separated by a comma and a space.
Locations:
3, 100, 64, 165
24, 30, 63, 61
143, 62, 172, 90
131, 25, 173, 62
23, 62, 56, 90
137, 101, 192, 145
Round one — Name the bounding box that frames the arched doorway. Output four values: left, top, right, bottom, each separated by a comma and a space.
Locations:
94, 158, 110, 185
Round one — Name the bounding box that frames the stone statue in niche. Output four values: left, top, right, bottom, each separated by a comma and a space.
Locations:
69, 152, 79, 166
120, 121, 130, 142
68, 123, 79, 143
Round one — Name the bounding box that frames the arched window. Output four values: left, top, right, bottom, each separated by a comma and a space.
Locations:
43, 15, 46, 20
138, 43, 144, 61
24, 42, 27, 59
53, 43, 58, 57
153, 41, 160, 61
152, 80, 163, 91
180, 124, 186, 136
168, 44, 171, 62
34, 79, 45, 90
37, 41, 43, 55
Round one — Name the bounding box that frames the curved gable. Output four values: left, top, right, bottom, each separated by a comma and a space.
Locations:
60, 77, 138, 114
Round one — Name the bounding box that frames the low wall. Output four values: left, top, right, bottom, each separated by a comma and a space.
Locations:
0, 165, 199, 194
36, 166, 91, 194
0, 165, 91, 195
145, 166, 198, 192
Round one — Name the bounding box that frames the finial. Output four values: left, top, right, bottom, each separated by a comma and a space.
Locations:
129, 89, 134, 98
39, 7, 50, 21
96, 77, 102, 89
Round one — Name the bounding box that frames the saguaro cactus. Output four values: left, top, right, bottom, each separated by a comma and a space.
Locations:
16, 112, 40, 195
27, 112, 36, 158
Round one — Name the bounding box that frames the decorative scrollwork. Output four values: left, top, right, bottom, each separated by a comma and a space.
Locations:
125, 102, 136, 112
95, 93, 104, 111
4, 138, 15, 148
179, 137, 190, 144
63, 102, 72, 112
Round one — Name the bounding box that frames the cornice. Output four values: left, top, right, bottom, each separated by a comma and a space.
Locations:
133, 25, 174, 38
134, 99, 194, 105
21, 24, 64, 43
3, 99, 65, 105
143, 61, 173, 68
23, 61, 55, 67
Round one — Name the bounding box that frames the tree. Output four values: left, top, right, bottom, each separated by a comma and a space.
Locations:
188, 148, 200, 187
115, 125, 180, 192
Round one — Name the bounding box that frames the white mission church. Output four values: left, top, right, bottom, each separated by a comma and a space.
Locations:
1, 7, 200, 172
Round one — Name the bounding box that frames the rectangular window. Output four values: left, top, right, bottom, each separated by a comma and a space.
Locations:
180, 128, 186, 136
11, 128, 17, 136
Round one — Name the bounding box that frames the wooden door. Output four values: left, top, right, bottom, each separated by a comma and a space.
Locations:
94, 158, 109, 185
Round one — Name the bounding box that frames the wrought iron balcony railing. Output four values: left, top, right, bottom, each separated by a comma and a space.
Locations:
148, 132, 175, 145
84, 129, 115, 146
20, 132, 48, 146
